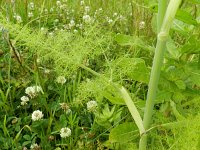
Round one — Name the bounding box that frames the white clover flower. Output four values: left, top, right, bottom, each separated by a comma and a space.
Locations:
113, 12, 118, 17
87, 100, 98, 112
69, 20, 75, 28
28, 12, 33, 18
50, 7, 54, 12
56, 1, 62, 6
56, 76, 66, 85
139, 21, 145, 29
60, 127, 71, 138
80, 0, 84, 6
20, 96, 29, 106
108, 19, 113, 24
32, 110, 44, 121
28, 2, 35, 10
49, 32, 54, 37
55, 147, 61, 150
44, 68, 50, 74
85, 6, 90, 13
83, 15, 91, 23
30, 143, 40, 150
25, 86, 35, 98
25, 86, 43, 98
33, 86, 43, 93
44, 9, 48, 14
16, 15, 22, 23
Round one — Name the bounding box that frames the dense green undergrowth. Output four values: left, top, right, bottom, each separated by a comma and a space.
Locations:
0, 0, 200, 149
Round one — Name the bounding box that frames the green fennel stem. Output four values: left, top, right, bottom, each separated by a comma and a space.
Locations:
139, 0, 182, 149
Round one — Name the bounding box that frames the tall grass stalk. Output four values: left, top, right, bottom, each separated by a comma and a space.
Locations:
139, 0, 182, 149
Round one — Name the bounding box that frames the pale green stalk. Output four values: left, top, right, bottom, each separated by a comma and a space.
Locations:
139, 0, 182, 149
157, 0, 168, 33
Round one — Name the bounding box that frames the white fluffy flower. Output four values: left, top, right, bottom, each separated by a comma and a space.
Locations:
80, 0, 84, 6
139, 21, 145, 29
87, 100, 97, 112
60, 127, 71, 138
32, 110, 44, 121
28, 12, 33, 18
25, 85, 43, 98
83, 15, 91, 23
28, 2, 34, 10
20, 96, 29, 106
56, 0, 61, 6
16, 15, 22, 23
56, 76, 66, 85
30, 143, 40, 149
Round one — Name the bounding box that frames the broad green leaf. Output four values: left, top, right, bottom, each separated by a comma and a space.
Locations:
181, 42, 200, 54
184, 62, 200, 86
166, 38, 181, 59
120, 86, 145, 135
175, 80, 186, 90
112, 57, 150, 83
109, 122, 139, 143
102, 91, 125, 105
176, 9, 197, 25
114, 34, 154, 52
23, 134, 31, 141
189, 0, 200, 4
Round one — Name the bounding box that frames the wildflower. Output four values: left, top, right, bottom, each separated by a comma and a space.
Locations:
40, 27, 45, 31
28, 2, 35, 10
56, 1, 62, 7
139, 21, 145, 29
30, 143, 40, 150
20, 96, 29, 106
48, 32, 54, 37
44, 68, 50, 74
44, 9, 48, 14
85, 6, 90, 13
25, 86, 43, 98
69, 20, 75, 28
113, 12, 118, 17
83, 15, 91, 23
80, 0, 84, 6
87, 100, 98, 112
16, 15, 22, 23
59, 103, 69, 111
73, 29, 78, 33
55, 147, 61, 150
108, 19, 113, 24
50, 7, 54, 13
56, 76, 66, 85
32, 110, 44, 121
28, 12, 33, 18
60, 127, 71, 138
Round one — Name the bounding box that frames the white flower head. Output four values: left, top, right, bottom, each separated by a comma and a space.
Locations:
30, 143, 40, 150
56, 76, 66, 85
87, 100, 98, 112
69, 20, 75, 28
16, 15, 22, 23
139, 21, 145, 29
28, 12, 33, 18
25, 85, 43, 98
28, 2, 35, 10
32, 110, 44, 121
60, 127, 71, 138
83, 15, 91, 24
56, 0, 62, 6
80, 0, 84, 6
20, 96, 29, 106
85, 6, 90, 13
